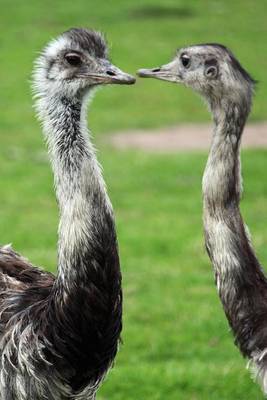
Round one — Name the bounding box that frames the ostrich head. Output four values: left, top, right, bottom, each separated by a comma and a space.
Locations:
33, 28, 135, 100
138, 44, 255, 111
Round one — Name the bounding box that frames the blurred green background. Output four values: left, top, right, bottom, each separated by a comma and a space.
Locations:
1, 0, 267, 398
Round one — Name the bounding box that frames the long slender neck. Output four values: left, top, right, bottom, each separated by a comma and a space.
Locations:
39, 93, 114, 285
41, 93, 108, 208
202, 98, 253, 282
37, 91, 122, 387
203, 102, 245, 212
202, 95, 267, 365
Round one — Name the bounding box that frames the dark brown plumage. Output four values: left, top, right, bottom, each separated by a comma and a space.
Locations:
0, 28, 134, 400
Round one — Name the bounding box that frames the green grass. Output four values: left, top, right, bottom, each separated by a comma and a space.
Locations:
0, 0, 267, 140
1, 0, 267, 398
1, 145, 267, 399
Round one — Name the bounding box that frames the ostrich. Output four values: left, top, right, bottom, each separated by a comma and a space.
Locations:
137, 45, 267, 392
0, 28, 135, 399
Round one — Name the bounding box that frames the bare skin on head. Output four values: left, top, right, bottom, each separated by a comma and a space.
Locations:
0, 28, 135, 400
138, 45, 267, 393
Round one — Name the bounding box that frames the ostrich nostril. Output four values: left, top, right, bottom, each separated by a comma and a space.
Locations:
152, 68, 161, 72
106, 70, 116, 76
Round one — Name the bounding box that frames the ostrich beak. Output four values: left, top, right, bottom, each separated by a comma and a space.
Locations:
102, 63, 136, 85
137, 59, 181, 83
77, 61, 136, 85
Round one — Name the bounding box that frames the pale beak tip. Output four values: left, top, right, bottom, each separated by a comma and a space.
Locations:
127, 76, 136, 85
116, 74, 136, 85
137, 69, 151, 78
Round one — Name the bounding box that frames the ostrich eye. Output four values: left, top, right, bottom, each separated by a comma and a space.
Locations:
64, 53, 82, 66
181, 54, 190, 68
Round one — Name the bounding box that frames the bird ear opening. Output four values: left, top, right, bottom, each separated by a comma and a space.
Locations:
204, 59, 219, 79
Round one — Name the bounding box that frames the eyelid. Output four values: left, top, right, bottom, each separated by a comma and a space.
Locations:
181, 53, 190, 59
64, 51, 82, 56
180, 53, 191, 68
64, 51, 83, 60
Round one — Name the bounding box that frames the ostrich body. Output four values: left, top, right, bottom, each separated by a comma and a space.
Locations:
0, 28, 135, 399
138, 45, 267, 392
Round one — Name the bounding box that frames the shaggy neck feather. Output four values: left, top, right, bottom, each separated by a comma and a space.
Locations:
202, 95, 267, 379
202, 101, 246, 211
35, 89, 122, 394
37, 93, 113, 286
202, 98, 251, 283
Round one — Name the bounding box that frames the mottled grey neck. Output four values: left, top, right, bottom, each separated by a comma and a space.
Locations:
202, 97, 252, 296
202, 101, 247, 211
202, 99, 250, 280
35, 90, 122, 394
202, 92, 267, 376
37, 93, 113, 287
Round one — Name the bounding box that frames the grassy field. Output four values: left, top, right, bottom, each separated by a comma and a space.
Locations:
1, 0, 267, 399
1, 0, 267, 139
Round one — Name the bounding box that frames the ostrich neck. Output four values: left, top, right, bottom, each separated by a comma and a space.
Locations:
39, 93, 115, 288
35, 91, 122, 391
203, 103, 246, 211
203, 96, 267, 306
202, 97, 267, 363
42, 94, 109, 207
202, 101, 249, 283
